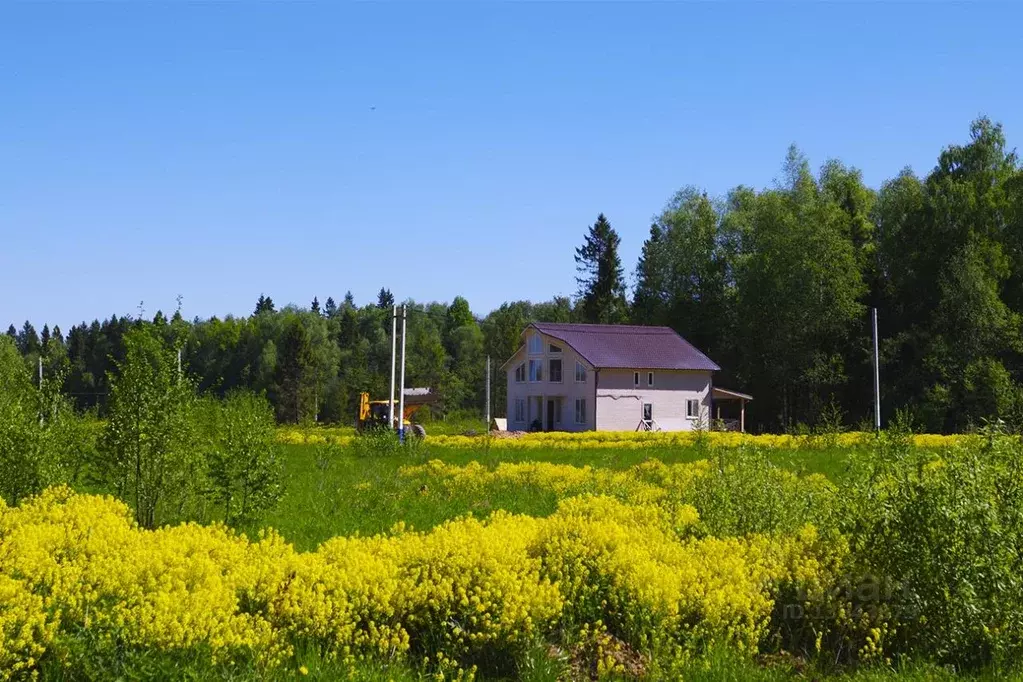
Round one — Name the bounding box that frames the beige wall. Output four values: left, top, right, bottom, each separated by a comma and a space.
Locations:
595, 369, 712, 432
504, 330, 714, 432
505, 331, 595, 431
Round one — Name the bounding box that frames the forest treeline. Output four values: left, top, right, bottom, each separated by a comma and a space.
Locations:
7, 118, 1023, 433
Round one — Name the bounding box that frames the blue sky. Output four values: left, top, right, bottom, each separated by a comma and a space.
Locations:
2, 2, 1021, 331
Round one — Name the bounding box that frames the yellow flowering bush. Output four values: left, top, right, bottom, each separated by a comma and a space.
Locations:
0, 486, 840, 678
276, 426, 967, 456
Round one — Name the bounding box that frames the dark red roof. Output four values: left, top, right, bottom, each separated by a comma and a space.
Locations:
529, 323, 719, 371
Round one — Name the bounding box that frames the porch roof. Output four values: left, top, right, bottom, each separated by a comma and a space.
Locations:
712, 387, 753, 401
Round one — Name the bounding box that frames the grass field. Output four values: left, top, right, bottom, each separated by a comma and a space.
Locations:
255, 439, 857, 552
5, 429, 1023, 681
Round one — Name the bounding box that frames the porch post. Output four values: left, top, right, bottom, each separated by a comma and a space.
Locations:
740, 400, 746, 433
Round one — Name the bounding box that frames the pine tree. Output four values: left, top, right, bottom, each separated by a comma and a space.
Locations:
254, 295, 276, 315
632, 223, 667, 325
311, 297, 321, 315
575, 214, 628, 324
16, 321, 40, 356
324, 297, 338, 317
377, 288, 394, 309
274, 318, 313, 423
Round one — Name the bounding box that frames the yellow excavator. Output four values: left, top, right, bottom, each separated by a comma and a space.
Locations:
357, 387, 436, 438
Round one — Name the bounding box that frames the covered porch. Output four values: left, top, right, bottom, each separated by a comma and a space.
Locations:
528, 394, 567, 432
711, 387, 753, 433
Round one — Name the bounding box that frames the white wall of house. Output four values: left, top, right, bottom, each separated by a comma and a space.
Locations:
505, 332, 595, 431
595, 369, 712, 432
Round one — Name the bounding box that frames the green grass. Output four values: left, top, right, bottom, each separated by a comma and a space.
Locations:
250, 440, 858, 551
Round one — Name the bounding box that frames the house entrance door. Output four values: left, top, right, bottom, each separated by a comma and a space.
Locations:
546, 399, 555, 432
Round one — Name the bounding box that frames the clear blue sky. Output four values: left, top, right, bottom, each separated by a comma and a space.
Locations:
3, 2, 1021, 332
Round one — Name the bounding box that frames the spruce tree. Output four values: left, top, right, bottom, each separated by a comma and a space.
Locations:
575, 214, 628, 324
343, 291, 355, 309
5, 325, 16, 341
17, 321, 40, 356
377, 288, 394, 309
40, 324, 51, 348
311, 297, 321, 315
324, 297, 338, 317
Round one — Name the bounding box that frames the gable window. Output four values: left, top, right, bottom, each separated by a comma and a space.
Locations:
634, 372, 640, 387
529, 359, 544, 382
575, 362, 587, 383
514, 399, 526, 423
647, 372, 654, 387
686, 398, 700, 419
574, 398, 587, 424
549, 358, 562, 383
528, 334, 543, 354
514, 363, 525, 383
548, 343, 562, 354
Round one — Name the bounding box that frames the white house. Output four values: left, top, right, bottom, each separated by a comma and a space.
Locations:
502, 323, 751, 432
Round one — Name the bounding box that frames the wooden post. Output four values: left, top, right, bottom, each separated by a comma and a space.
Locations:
740, 400, 746, 433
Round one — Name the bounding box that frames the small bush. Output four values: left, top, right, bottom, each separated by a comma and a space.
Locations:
203, 391, 284, 526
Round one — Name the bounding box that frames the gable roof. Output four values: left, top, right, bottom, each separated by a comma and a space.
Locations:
528, 323, 720, 372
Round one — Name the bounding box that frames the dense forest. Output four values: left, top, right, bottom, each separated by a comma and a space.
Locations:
7, 118, 1023, 433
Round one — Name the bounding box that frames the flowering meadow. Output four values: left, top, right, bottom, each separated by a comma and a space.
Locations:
3, 428, 1023, 680
275, 427, 963, 451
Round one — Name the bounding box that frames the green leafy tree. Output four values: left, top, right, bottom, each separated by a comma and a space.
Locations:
202, 391, 283, 525
732, 147, 866, 428
0, 336, 77, 504
96, 326, 201, 528
575, 214, 628, 324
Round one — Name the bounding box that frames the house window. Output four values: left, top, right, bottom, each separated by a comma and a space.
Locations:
634, 372, 640, 387
574, 398, 587, 424
549, 343, 562, 354
575, 362, 587, 383
514, 363, 525, 383
686, 398, 700, 419
529, 359, 544, 382
647, 372, 654, 387
549, 358, 562, 382
643, 403, 653, 422
514, 399, 525, 423
528, 334, 543, 354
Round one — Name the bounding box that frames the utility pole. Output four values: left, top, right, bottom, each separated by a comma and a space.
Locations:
38, 356, 43, 388
398, 304, 408, 442
389, 304, 397, 430
177, 348, 182, 382
873, 307, 881, 432
485, 356, 491, 430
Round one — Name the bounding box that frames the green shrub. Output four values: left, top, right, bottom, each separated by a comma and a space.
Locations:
94, 327, 202, 528
0, 336, 89, 505
202, 390, 284, 526
841, 421, 1023, 667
